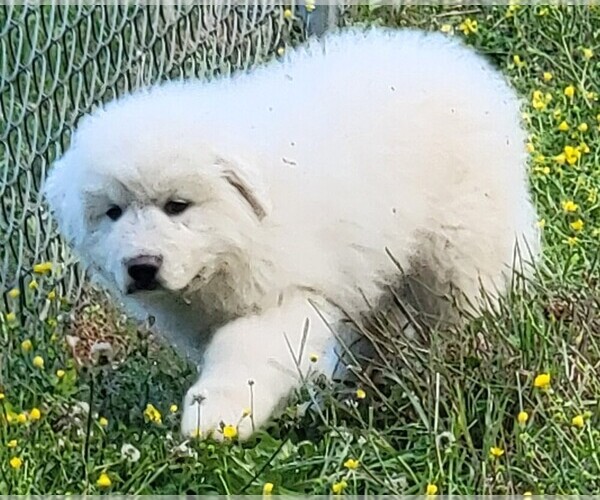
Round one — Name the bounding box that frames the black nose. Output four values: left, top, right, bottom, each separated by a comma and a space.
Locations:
126, 255, 162, 290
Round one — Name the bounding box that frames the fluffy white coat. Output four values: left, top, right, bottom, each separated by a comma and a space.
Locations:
44, 28, 539, 440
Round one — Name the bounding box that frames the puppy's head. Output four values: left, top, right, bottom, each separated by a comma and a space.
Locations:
44, 89, 268, 300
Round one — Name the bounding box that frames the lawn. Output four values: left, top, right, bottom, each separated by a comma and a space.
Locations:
1, 4, 600, 495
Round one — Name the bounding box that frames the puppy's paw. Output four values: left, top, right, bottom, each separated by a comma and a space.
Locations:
181, 384, 255, 441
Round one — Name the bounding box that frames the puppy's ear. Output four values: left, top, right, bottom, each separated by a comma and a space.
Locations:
44, 152, 86, 248
217, 157, 268, 221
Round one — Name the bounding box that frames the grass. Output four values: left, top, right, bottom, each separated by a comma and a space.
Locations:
2, 3, 600, 495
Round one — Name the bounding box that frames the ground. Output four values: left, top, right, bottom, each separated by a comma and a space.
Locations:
1, 4, 600, 495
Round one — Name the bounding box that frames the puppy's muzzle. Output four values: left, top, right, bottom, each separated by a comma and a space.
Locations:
126, 255, 163, 292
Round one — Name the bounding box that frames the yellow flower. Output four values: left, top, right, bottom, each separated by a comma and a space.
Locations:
537, 6, 549, 15
344, 458, 360, 470
7, 440, 17, 448
578, 122, 589, 132
29, 408, 41, 421
16, 413, 27, 424
169, 404, 178, 413
506, 3, 520, 17
531, 90, 547, 110
8, 288, 20, 298
570, 219, 584, 232
21, 339, 33, 352
33, 356, 44, 369
564, 145, 581, 165
263, 482, 274, 495
56, 369, 65, 379
96, 472, 112, 488
566, 236, 579, 247
223, 424, 238, 439
356, 388, 366, 399
143, 403, 162, 424
426, 483, 439, 495
583, 47, 593, 59
458, 18, 478, 35
571, 414, 585, 428
558, 120, 569, 132
0, 392, 4, 400
579, 142, 590, 154
513, 55, 525, 67
47, 290, 56, 300
5, 312, 16, 323
9, 457, 22, 469
564, 85, 576, 98
99, 417, 108, 427
526, 142, 535, 153
305, 0, 315, 12
332, 480, 348, 494
562, 200, 579, 213
518, 411, 529, 424
543, 71, 553, 82
309, 353, 319, 363
28, 280, 38, 290
277, 47, 285, 56
283, 8, 293, 19
534, 372, 551, 389
440, 24, 453, 34
490, 446, 504, 458
33, 262, 53, 274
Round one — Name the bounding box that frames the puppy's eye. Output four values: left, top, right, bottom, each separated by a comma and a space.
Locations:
164, 200, 190, 216
106, 205, 123, 221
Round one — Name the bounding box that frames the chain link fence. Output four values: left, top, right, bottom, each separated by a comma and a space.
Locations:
1, 2, 344, 330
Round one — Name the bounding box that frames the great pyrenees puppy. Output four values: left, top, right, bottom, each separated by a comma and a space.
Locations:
45, 28, 539, 440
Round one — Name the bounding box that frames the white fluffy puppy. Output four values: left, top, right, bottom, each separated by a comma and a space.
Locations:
45, 28, 539, 440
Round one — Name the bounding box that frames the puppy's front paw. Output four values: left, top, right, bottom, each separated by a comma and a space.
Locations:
181, 384, 255, 441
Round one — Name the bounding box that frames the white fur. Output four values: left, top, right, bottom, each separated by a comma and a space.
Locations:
44, 28, 539, 440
